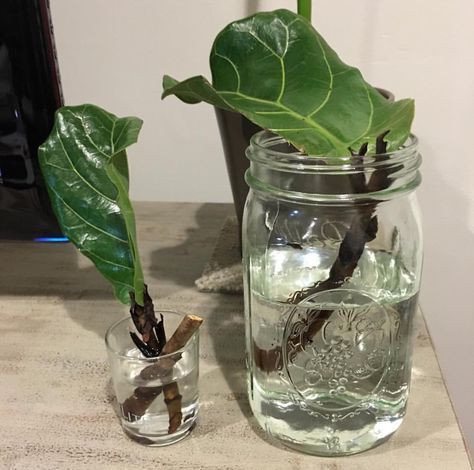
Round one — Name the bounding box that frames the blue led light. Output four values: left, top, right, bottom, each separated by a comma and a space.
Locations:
34, 237, 69, 243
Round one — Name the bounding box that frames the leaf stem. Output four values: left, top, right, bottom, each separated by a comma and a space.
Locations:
297, 0, 312, 22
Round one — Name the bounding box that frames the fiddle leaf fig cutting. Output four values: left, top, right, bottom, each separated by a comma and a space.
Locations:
163, 9, 414, 156
39, 104, 204, 433
38, 104, 144, 305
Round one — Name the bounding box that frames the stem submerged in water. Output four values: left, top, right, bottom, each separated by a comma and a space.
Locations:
122, 311, 203, 434
297, 0, 312, 22
254, 135, 398, 372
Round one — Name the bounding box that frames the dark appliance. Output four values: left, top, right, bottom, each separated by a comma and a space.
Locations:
0, 0, 63, 240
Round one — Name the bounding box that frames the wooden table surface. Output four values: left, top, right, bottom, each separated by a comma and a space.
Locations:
0, 202, 471, 470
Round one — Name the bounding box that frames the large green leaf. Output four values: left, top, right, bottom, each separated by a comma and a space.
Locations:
39, 104, 144, 305
163, 9, 414, 156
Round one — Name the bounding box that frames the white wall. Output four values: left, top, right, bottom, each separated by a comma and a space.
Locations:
50, 0, 474, 453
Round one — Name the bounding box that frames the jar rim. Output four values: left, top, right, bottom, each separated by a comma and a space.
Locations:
247, 130, 419, 173
245, 130, 421, 203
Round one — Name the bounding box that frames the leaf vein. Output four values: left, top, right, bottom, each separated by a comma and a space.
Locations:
48, 185, 128, 244
84, 104, 114, 124
112, 121, 129, 152
214, 52, 241, 92
220, 91, 347, 151
307, 35, 334, 117
55, 131, 116, 205
244, 30, 286, 101
44, 161, 70, 171
348, 83, 375, 147
67, 110, 113, 159
84, 250, 133, 271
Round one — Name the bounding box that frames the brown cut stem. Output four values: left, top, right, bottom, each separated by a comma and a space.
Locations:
140, 314, 203, 381
163, 382, 183, 434
129, 286, 163, 354
121, 314, 203, 434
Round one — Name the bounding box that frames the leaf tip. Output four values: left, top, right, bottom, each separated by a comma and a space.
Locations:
162, 75, 179, 100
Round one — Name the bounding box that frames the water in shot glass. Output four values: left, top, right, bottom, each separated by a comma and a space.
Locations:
105, 311, 200, 446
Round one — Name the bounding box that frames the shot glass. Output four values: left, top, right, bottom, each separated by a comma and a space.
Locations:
105, 311, 199, 446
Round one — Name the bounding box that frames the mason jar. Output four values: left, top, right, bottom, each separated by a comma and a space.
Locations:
242, 130, 422, 456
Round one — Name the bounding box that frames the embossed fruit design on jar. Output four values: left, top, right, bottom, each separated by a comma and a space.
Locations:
243, 131, 422, 456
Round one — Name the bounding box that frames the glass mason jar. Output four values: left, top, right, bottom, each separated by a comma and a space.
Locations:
105, 311, 200, 446
243, 131, 422, 456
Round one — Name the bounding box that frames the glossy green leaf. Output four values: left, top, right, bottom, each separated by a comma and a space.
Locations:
162, 75, 232, 110
38, 104, 144, 305
163, 9, 414, 156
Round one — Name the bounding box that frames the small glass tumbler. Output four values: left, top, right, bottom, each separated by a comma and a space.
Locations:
105, 311, 200, 446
